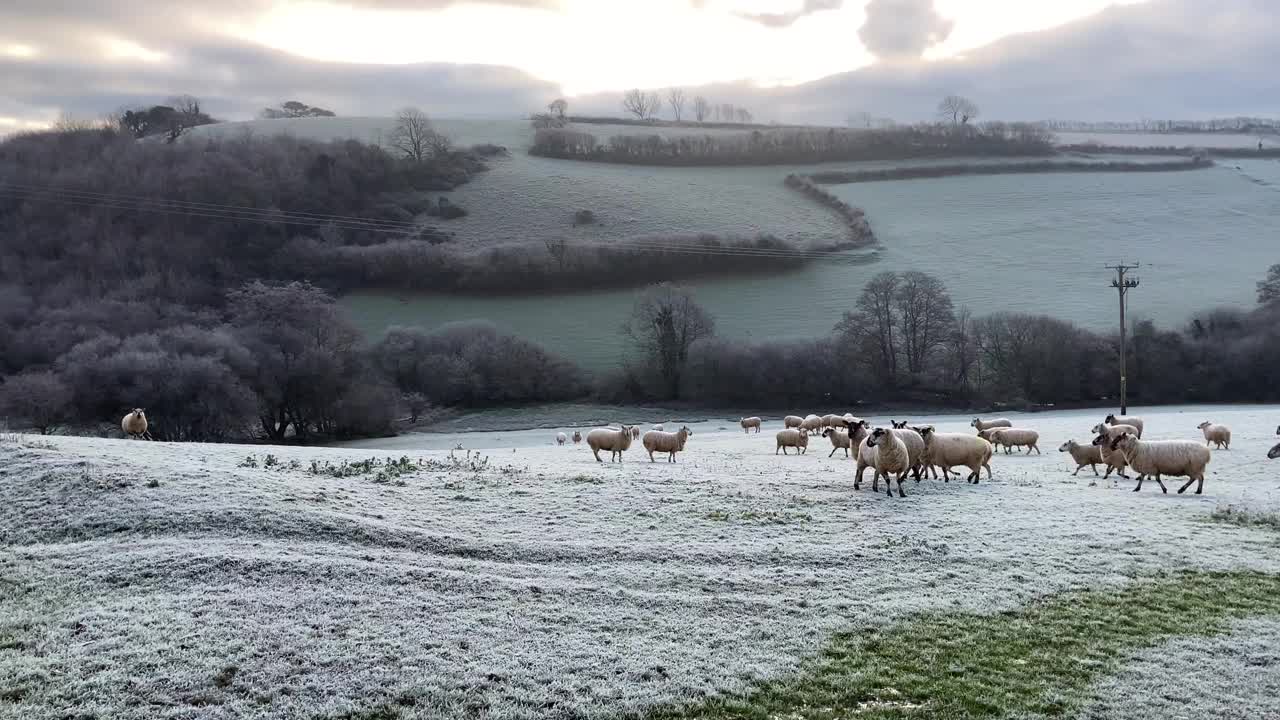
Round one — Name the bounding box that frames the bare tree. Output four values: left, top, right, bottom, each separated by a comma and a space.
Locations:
667, 88, 687, 122
735, 108, 753, 124
389, 107, 446, 162
622, 89, 662, 120
836, 271, 900, 383
893, 271, 955, 375
938, 95, 980, 125
0, 370, 72, 435
693, 96, 711, 123
624, 283, 716, 398
548, 98, 568, 120
720, 103, 736, 123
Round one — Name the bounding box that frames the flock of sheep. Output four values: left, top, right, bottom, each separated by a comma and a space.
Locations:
555, 411, 1265, 500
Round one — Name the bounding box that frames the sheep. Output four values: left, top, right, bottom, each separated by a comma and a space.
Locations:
891, 420, 908, 429
821, 414, 839, 429
740, 416, 763, 434
1058, 440, 1102, 476
918, 427, 993, 483
784, 415, 804, 429
556, 432, 567, 446
891, 426, 932, 480
1090, 433, 1131, 481
121, 408, 151, 440
572, 431, 582, 444
643, 426, 692, 463
775, 428, 809, 455
1091, 422, 1139, 440
1270, 443, 1280, 460
1105, 414, 1145, 438
652, 424, 664, 431
976, 427, 1004, 444
1111, 432, 1211, 494
587, 426, 634, 462
986, 428, 1040, 455
801, 414, 824, 435
1196, 421, 1231, 449
971, 417, 1013, 432
861, 427, 911, 497
631, 427, 641, 439
822, 422, 867, 458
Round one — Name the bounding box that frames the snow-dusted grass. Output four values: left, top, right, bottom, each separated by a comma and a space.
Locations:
3, 407, 1279, 719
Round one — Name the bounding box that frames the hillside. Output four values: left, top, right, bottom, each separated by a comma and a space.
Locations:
3, 404, 1280, 718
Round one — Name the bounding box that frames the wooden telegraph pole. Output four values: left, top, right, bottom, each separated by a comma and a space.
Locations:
1107, 262, 1141, 414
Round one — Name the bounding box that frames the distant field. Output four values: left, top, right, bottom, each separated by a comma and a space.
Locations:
1057, 131, 1280, 149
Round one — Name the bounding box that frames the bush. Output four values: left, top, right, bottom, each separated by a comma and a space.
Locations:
0, 370, 73, 434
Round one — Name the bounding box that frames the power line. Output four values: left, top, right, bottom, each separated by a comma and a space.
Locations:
1106, 261, 1140, 415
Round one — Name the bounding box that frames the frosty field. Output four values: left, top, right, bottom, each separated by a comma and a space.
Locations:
3, 404, 1280, 719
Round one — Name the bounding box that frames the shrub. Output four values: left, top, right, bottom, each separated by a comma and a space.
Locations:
0, 370, 73, 434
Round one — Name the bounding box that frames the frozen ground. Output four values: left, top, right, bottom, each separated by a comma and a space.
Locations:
2, 404, 1279, 718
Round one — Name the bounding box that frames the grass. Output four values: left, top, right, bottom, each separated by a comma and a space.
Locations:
651, 570, 1280, 720
1209, 503, 1280, 531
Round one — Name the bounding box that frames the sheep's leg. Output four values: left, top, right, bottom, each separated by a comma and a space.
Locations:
1177, 476, 1196, 494
1090, 463, 1098, 476
1153, 474, 1168, 494
1133, 475, 1144, 492
1033, 444, 1040, 455
983, 461, 992, 481
872, 470, 880, 492
896, 471, 907, 497
829, 447, 838, 458
592, 448, 602, 462
1072, 465, 1081, 476
648, 450, 655, 462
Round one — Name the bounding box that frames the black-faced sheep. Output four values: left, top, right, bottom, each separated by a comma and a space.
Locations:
572, 431, 582, 444
643, 426, 691, 463
1090, 433, 1131, 481
775, 428, 808, 455
864, 427, 911, 497
587, 426, 634, 462
556, 432, 567, 446
121, 409, 151, 440
1196, 421, 1231, 449
1110, 432, 1211, 494
1058, 440, 1101, 476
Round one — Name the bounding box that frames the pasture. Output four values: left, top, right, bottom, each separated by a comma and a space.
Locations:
3, 404, 1279, 718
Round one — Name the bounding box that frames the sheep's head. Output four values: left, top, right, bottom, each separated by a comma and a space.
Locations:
1058, 440, 1077, 452
1090, 423, 1107, 435
1111, 432, 1137, 454
910, 425, 928, 436
970, 418, 981, 427
867, 427, 892, 447
131, 408, 146, 419
917, 426, 936, 442
821, 428, 833, 438
1105, 414, 1118, 424
1269, 443, 1280, 460
891, 420, 907, 429
1196, 421, 1211, 430
1091, 433, 1108, 447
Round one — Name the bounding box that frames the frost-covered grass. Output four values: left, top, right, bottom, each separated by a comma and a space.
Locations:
657, 571, 1280, 720
1210, 503, 1280, 531
4, 405, 1280, 718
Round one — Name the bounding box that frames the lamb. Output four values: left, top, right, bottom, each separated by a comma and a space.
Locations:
643, 426, 692, 463
775, 428, 809, 455
740, 416, 763, 434
586, 426, 635, 462
801, 414, 824, 435
971, 417, 1012, 432
1105, 414, 1145, 438
918, 427, 993, 483
572, 431, 582, 444
861, 427, 912, 497
1058, 440, 1102, 476
1196, 421, 1231, 449
822, 422, 867, 458
1111, 432, 1210, 494
121, 408, 150, 440
986, 428, 1040, 455
1090, 433, 1131, 481
556, 432, 567, 446
784, 415, 804, 429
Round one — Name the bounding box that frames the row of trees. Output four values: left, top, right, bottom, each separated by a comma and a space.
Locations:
531, 122, 1055, 166
621, 89, 754, 124
110, 95, 217, 143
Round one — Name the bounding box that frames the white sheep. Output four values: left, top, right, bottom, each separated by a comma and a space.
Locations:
1111, 432, 1211, 494
892, 426, 932, 480
121, 408, 151, 440
918, 427, 993, 483
643, 426, 691, 463
775, 428, 809, 455
587, 426, 634, 462
1196, 421, 1231, 449
801, 414, 824, 435
1090, 433, 1131, 481
652, 424, 664, 431
862, 427, 912, 497
784, 415, 804, 429
1058, 440, 1102, 476
822, 423, 868, 458
976, 427, 1004, 444
987, 428, 1040, 455
572, 431, 582, 444
740, 417, 762, 434
556, 432, 567, 446
631, 427, 641, 440
1091, 422, 1139, 440
971, 417, 1012, 432
1105, 414, 1144, 438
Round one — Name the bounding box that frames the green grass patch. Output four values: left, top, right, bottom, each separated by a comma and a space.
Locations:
652, 570, 1280, 720
1209, 503, 1280, 531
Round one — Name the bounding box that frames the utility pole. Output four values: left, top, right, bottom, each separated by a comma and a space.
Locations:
1107, 262, 1141, 414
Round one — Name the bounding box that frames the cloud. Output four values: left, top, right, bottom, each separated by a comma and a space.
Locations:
336, 0, 559, 7
738, 0, 842, 28
857, 0, 953, 60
